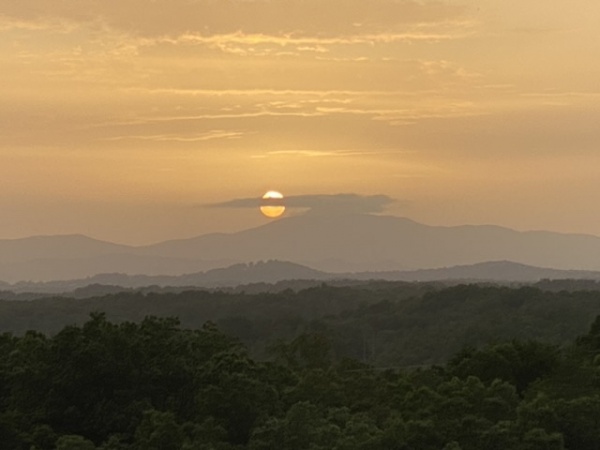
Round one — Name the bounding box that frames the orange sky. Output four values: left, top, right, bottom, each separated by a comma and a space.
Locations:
1, 0, 600, 244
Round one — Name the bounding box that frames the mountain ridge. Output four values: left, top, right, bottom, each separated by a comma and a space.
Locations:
2, 214, 600, 281
3, 259, 600, 296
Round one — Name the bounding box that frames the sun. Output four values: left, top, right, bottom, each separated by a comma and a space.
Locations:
260, 191, 285, 218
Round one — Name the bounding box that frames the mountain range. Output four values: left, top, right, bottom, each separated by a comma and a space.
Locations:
2, 213, 600, 282
3, 260, 600, 296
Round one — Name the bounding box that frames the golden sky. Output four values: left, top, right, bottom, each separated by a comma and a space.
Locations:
1, 0, 600, 244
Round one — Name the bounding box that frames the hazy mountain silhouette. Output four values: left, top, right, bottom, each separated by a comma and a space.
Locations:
5, 260, 330, 293
3, 213, 600, 281
4, 260, 600, 296
357, 261, 600, 283
0, 234, 129, 263
140, 214, 600, 272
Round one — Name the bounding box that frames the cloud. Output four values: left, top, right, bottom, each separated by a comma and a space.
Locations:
103, 130, 246, 142
0, 0, 467, 38
208, 193, 396, 214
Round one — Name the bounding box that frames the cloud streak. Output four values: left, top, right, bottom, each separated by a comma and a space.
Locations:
103, 130, 246, 142
0, 0, 468, 37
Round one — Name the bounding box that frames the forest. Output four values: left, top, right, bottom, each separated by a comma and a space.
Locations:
0, 283, 600, 448
1, 283, 600, 366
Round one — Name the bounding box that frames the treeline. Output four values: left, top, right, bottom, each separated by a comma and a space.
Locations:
1, 284, 600, 366
1, 313, 600, 449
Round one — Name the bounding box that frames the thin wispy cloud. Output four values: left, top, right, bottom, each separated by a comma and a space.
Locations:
103, 130, 246, 142
251, 150, 342, 158
0, 0, 468, 37
252, 149, 412, 159
168, 29, 469, 47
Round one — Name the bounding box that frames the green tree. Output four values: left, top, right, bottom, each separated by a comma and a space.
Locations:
521, 428, 564, 450
448, 341, 560, 394
133, 410, 183, 450
55, 435, 96, 450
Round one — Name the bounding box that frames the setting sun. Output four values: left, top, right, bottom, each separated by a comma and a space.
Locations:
260, 191, 285, 218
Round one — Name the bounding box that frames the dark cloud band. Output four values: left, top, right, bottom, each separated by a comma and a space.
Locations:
208, 193, 395, 214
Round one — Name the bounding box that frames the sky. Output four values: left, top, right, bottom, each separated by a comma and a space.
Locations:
1, 0, 600, 244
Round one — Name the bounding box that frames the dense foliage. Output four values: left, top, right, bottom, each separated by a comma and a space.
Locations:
0, 309, 600, 449
1, 284, 600, 366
